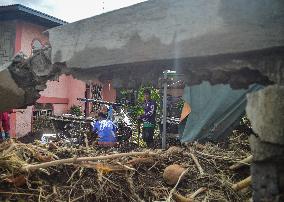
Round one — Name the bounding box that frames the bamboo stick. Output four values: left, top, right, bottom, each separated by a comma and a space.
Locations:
172, 187, 207, 202
229, 155, 253, 170
166, 168, 189, 202
21, 151, 157, 172
190, 187, 207, 198
172, 193, 192, 202
232, 176, 252, 191
189, 150, 204, 175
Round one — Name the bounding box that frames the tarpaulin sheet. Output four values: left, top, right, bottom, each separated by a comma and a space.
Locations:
179, 82, 262, 143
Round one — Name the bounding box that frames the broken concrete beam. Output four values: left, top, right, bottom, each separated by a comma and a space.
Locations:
0, 62, 26, 111
0, 49, 62, 112
46, 0, 284, 88
246, 85, 284, 201
48, 0, 284, 68
246, 85, 284, 145
249, 135, 284, 162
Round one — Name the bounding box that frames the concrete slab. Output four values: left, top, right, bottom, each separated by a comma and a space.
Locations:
47, 0, 284, 69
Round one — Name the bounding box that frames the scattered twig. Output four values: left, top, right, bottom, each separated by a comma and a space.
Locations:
148, 161, 158, 171
2, 139, 16, 156
116, 162, 136, 171
0, 191, 38, 196
67, 167, 80, 184
172, 192, 192, 202
190, 149, 204, 175
126, 172, 144, 202
190, 187, 207, 198
229, 155, 252, 170
195, 150, 234, 161
101, 175, 120, 187
22, 151, 157, 172
172, 187, 207, 202
127, 157, 155, 166
166, 168, 189, 202
83, 133, 89, 149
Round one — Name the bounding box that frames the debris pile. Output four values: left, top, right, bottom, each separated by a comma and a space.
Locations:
0, 131, 251, 201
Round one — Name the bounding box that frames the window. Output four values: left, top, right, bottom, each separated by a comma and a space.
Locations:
31, 39, 43, 54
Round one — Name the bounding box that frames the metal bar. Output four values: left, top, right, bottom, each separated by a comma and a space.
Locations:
137, 121, 140, 147
85, 83, 90, 118
162, 72, 167, 149
77, 98, 123, 106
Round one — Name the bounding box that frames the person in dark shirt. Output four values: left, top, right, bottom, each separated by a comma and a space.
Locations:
138, 89, 157, 147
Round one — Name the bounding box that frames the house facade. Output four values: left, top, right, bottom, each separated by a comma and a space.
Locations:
0, 4, 116, 137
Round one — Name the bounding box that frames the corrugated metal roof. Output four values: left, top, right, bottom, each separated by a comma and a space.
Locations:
0, 4, 67, 27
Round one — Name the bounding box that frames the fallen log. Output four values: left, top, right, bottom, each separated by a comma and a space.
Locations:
21, 151, 157, 172
229, 155, 253, 170
232, 176, 252, 191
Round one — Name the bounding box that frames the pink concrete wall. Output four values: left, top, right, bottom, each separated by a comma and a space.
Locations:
18, 20, 48, 56
53, 104, 69, 116
15, 106, 33, 137
40, 74, 86, 114
102, 81, 116, 102
14, 21, 49, 136
66, 75, 86, 109
40, 75, 69, 98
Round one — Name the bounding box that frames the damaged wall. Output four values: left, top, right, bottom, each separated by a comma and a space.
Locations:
0, 21, 16, 65
0, 49, 62, 112
246, 85, 284, 201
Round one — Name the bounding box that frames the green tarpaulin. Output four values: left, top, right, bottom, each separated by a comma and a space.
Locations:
179, 82, 262, 143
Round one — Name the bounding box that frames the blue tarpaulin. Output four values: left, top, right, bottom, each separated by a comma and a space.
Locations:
179, 82, 262, 143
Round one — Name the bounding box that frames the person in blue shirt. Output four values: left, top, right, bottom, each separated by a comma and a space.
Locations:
92, 112, 117, 147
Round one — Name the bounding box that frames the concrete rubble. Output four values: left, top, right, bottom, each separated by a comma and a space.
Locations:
0, 49, 61, 112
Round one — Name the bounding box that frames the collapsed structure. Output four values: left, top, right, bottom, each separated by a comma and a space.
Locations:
0, 0, 283, 201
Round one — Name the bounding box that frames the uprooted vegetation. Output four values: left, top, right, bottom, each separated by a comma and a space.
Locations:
0, 130, 252, 202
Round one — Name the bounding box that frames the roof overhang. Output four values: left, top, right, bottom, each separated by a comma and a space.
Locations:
0, 4, 67, 28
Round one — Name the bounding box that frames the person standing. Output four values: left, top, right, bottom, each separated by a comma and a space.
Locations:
0, 112, 11, 140
138, 89, 157, 147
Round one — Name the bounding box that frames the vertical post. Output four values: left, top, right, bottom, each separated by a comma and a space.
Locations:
162, 71, 168, 149
137, 121, 140, 147
85, 82, 90, 117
